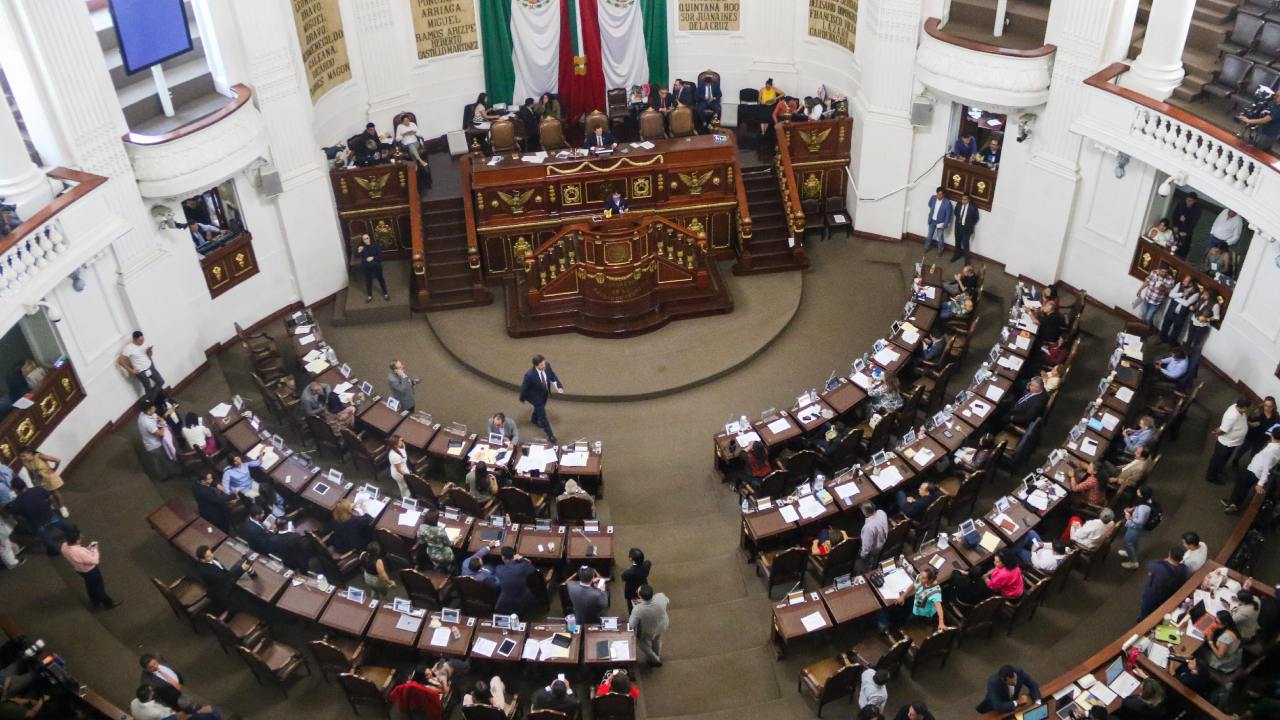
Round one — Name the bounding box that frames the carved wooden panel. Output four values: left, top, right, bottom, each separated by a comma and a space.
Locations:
0, 360, 83, 469
1130, 237, 1231, 327
201, 233, 259, 299
942, 156, 997, 210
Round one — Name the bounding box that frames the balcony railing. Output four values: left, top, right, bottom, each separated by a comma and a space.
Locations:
121, 83, 267, 199
915, 18, 1056, 109
1076, 63, 1280, 236
0, 168, 108, 302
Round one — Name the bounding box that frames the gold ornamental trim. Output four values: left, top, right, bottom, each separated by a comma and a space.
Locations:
476, 200, 738, 233
546, 154, 665, 175
337, 205, 414, 218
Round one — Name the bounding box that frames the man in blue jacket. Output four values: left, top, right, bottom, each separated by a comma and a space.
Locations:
925, 187, 953, 257
975, 665, 1041, 713
519, 354, 564, 443
493, 546, 537, 618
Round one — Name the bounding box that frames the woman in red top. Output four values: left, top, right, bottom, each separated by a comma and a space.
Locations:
732, 441, 773, 492
597, 670, 639, 700
1065, 461, 1107, 507
985, 551, 1025, 599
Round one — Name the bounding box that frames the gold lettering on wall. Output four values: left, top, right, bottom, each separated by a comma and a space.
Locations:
808, 0, 858, 54
411, 0, 478, 60
291, 0, 353, 101
678, 0, 740, 31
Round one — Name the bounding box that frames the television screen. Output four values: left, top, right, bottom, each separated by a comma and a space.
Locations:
109, 0, 193, 75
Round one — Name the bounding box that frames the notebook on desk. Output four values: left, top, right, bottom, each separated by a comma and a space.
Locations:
595, 640, 612, 659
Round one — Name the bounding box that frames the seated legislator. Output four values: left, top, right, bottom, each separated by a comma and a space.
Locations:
349, 123, 391, 167
585, 125, 617, 152
1036, 301, 1066, 344
1069, 508, 1116, 550
995, 377, 1048, 431
695, 76, 722, 125
471, 92, 503, 129
951, 133, 979, 161
979, 138, 1000, 166
651, 86, 676, 131
604, 190, 628, 217
1156, 347, 1189, 382
516, 98, 540, 144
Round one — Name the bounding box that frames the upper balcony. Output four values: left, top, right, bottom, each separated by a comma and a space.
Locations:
121, 83, 268, 199
915, 18, 1056, 111
1073, 63, 1280, 238
0, 168, 119, 329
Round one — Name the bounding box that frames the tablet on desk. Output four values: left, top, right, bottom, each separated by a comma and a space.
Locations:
497, 638, 517, 657
1018, 704, 1049, 720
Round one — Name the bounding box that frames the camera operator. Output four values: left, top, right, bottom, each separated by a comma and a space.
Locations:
1237, 87, 1280, 150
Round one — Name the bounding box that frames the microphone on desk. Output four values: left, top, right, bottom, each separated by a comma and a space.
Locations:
572, 528, 598, 556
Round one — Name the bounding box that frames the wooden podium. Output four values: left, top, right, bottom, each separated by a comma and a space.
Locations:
504, 214, 733, 337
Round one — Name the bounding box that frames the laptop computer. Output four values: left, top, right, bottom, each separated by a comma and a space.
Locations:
1104, 656, 1125, 684
1018, 703, 1049, 720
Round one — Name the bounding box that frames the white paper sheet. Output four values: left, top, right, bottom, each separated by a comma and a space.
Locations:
396, 614, 423, 633
1109, 670, 1140, 698
735, 431, 762, 448
293, 324, 312, 335
209, 403, 232, 419
1088, 684, 1118, 706
472, 638, 497, 657
984, 385, 1005, 401
880, 569, 913, 599
835, 483, 860, 501
429, 627, 451, 647
1115, 387, 1134, 403
443, 526, 462, 543
1080, 438, 1098, 455
560, 451, 589, 468
902, 329, 920, 345
871, 465, 903, 490
913, 448, 936, 465
873, 348, 901, 366
298, 334, 316, 346
334, 382, 353, 394
303, 349, 325, 363
800, 611, 827, 632
1014, 335, 1031, 350
398, 510, 423, 527
304, 360, 329, 374
1100, 413, 1120, 431
522, 641, 540, 660
778, 505, 800, 524
766, 418, 792, 434
797, 495, 827, 519
610, 640, 631, 660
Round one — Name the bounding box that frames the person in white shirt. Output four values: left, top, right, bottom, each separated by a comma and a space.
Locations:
180, 412, 214, 455
1181, 531, 1208, 572
1069, 508, 1115, 551
394, 115, 428, 170
858, 668, 889, 713
1206, 398, 1250, 485
1146, 219, 1174, 248
387, 434, 410, 498
1224, 426, 1280, 512
1208, 208, 1243, 251
117, 330, 164, 400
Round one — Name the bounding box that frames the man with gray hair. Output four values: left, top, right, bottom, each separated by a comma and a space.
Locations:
858, 502, 888, 572
628, 583, 670, 667
1069, 507, 1115, 551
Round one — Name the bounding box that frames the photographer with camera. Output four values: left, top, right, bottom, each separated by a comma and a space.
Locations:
1237, 86, 1280, 150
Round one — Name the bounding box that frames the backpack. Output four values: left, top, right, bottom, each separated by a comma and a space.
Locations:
1143, 499, 1163, 530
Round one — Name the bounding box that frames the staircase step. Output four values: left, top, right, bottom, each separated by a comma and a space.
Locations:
732, 248, 809, 275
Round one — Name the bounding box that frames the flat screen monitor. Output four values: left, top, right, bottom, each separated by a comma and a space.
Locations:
109, 0, 193, 75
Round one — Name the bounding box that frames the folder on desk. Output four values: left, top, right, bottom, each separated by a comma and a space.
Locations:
1153, 624, 1181, 644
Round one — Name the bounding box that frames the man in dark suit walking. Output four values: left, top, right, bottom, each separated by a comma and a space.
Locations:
195, 544, 250, 613
519, 354, 564, 443
951, 194, 979, 263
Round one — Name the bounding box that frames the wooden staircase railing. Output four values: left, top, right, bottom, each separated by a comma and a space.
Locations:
407, 163, 428, 312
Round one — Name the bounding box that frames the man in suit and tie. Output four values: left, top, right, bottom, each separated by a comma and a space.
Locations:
195, 544, 250, 613
584, 125, 617, 151
519, 354, 564, 443
604, 190, 628, 216
998, 377, 1048, 431
695, 76, 722, 128
951, 194, 979, 263
673, 79, 694, 107
925, 187, 953, 257
138, 654, 208, 715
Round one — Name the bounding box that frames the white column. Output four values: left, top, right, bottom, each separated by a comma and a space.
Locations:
1003, 0, 1117, 282
0, 101, 53, 215
350, 0, 413, 121
850, 0, 924, 239
1119, 0, 1195, 102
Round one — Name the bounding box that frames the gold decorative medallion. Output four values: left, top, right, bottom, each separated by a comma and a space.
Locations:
15, 418, 35, 445
561, 183, 583, 206
39, 394, 58, 419
802, 174, 821, 200
513, 236, 532, 261
632, 176, 652, 199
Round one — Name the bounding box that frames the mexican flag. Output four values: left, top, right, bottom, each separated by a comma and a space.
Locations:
481, 0, 669, 123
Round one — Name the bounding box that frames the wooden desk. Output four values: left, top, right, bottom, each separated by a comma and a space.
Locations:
820, 580, 882, 625
791, 400, 836, 434
359, 400, 407, 437
222, 418, 263, 455
741, 506, 798, 554
821, 378, 867, 418
790, 491, 840, 526
270, 455, 318, 497
366, 604, 427, 648
173, 518, 226, 558
913, 283, 943, 310
300, 477, 354, 513
956, 393, 998, 427
928, 416, 976, 453
567, 525, 615, 577
397, 415, 439, 453
436, 513, 475, 550
558, 445, 604, 498
275, 577, 335, 621
905, 302, 939, 331
525, 621, 580, 666
869, 344, 909, 376
908, 543, 967, 585
468, 519, 514, 554
951, 521, 1005, 566
829, 472, 878, 511
985, 500, 1039, 544
513, 444, 559, 483
471, 620, 527, 663
582, 626, 636, 667
1114, 363, 1142, 390
212, 536, 252, 569
888, 324, 925, 355
871, 561, 918, 605
515, 524, 567, 564
319, 592, 377, 637
1064, 430, 1108, 464
417, 613, 476, 658
992, 350, 1027, 381
899, 435, 948, 474
148, 500, 197, 539
428, 426, 475, 463
1003, 330, 1035, 358
771, 592, 833, 656
1086, 405, 1125, 441
1014, 478, 1070, 517
1101, 382, 1138, 414
240, 554, 291, 604
376, 500, 427, 541
466, 441, 515, 472
972, 379, 1010, 408
754, 412, 802, 449
862, 455, 915, 495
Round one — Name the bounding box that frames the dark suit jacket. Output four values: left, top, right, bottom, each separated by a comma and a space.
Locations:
604, 196, 627, 214
531, 688, 580, 716
1172, 202, 1202, 236
1037, 312, 1066, 344
675, 85, 694, 107
584, 131, 616, 149
975, 667, 1041, 713
651, 93, 676, 112
192, 483, 231, 530
493, 558, 537, 615
519, 364, 562, 408
197, 559, 245, 611
1006, 391, 1048, 427
241, 519, 274, 556
954, 202, 979, 233
695, 83, 722, 106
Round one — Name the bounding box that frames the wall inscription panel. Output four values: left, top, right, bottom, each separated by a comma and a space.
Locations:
412, 0, 479, 60
808, 0, 858, 53
678, 0, 740, 32
291, 0, 352, 101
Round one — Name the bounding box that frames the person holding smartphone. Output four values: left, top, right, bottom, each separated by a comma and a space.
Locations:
60, 529, 120, 610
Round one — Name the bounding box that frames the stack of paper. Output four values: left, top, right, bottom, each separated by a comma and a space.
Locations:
834, 482, 860, 501
735, 431, 761, 448
766, 418, 792, 434
873, 348, 901, 366
429, 627, 452, 647
1014, 335, 1031, 350
209, 403, 232, 419
398, 509, 423, 527
984, 385, 1005, 401
880, 570, 913, 599
778, 504, 800, 524
797, 495, 827, 519
560, 451, 589, 468
1115, 387, 1134, 403
913, 448, 936, 465
609, 640, 632, 660
800, 612, 826, 632
304, 359, 329, 374
302, 349, 325, 363
473, 638, 497, 657
871, 465, 903, 490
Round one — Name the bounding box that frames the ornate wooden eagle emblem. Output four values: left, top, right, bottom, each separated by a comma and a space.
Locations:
353, 173, 391, 199
677, 170, 714, 195
498, 188, 535, 214
798, 128, 831, 153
